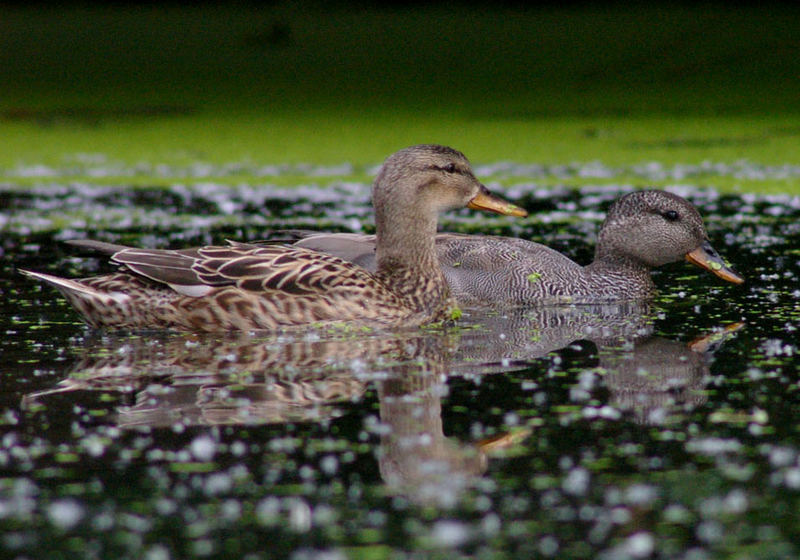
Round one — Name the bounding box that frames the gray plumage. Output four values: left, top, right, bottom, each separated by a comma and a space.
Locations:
294, 190, 743, 306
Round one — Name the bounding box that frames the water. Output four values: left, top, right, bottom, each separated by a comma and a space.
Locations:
1, 176, 799, 559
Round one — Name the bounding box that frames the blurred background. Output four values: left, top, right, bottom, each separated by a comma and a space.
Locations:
1, 0, 799, 180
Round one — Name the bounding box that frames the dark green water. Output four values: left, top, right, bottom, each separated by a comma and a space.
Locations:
1, 181, 798, 559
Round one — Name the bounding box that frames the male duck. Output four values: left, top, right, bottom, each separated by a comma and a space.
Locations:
21, 145, 526, 330
293, 190, 743, 306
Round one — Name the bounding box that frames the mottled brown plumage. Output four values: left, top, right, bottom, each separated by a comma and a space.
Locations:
20, 145, 526, 331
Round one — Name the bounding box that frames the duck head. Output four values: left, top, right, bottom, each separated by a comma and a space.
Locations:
595, 190, 743, 284
372, 145, 526, 235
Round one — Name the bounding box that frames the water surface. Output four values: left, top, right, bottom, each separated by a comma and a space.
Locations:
1, 179, 798, 559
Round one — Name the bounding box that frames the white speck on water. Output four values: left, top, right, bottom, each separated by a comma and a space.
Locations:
538, 535, 559, 556
578, 161, 615, 179
363, 414, 391, 436
299, 465, 315, 480
121, 512, 152, 533
625, 484, 658, 505
144, 544, 171, 560
762, 338, 795, 357
783, 467, 800, 489
190, 434, 217, 462
47, 499, 85, 530
766, 446, 795, 468
288, 499, 312, 533
624, 532, 655, 558
256, 497, 281, 526
220, 499, 242, 521
0, 480, 37, 521
202, 472, 232, 495
80, 434, 107, 457
480, 512, 501, 536
686, 437, 743, 456
430, 519, 471, 547
14, 164, 58, 177
562, 467, 590, 496
155, 498, 177, 516
582, 406, 621, 420
697, 520, 724, 543
230, 441, 247, 457
722, 489, 748, 514
320, 455, 339, 475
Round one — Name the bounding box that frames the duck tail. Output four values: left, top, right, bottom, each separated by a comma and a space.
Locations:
19, 269, 133, 328
19, 269, 105, 297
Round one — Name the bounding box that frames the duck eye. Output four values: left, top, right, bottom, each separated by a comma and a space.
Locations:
441, 163, 457, 173
662, 210, 679, 222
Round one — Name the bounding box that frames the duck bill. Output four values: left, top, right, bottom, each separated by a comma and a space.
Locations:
467, 185, 528, 217
688, 322, 745, 353
685, 240, 744, 285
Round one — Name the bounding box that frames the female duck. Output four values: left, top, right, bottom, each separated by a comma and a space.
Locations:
21, 145, 526, 330
294, 190, 743, 306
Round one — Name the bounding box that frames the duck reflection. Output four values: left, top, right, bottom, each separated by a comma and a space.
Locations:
377, 369, 487, 505
599, 325, 741, 424
454, 305, 741, 424
26, 330, 458, 427
23, 305, 740, 503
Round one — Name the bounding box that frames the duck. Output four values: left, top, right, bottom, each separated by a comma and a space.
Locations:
292, 189, 743, 306
20, 145, 527, 331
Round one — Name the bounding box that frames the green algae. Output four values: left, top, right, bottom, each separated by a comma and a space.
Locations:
2, 4, 800, 193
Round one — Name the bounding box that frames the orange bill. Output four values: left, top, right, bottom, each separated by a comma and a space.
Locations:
467, 185, 528, 217
685, 240, 744, 285
688, 322, 746, 353
477, 428, 532, 454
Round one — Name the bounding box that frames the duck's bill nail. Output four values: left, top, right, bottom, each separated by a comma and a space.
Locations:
467, 186, 528, 217
685, 240, 744, 285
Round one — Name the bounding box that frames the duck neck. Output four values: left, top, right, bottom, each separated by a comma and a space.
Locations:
374, 212, 451, 313
585, 252, 656, 298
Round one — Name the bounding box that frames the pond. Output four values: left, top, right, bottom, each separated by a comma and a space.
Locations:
1, 170, 799, 559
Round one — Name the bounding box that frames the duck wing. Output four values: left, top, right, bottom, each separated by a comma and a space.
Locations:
68, 239, 391, 301
292, 232, 378, 270
191, 245, 376, 295
66, 239, 204, 292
